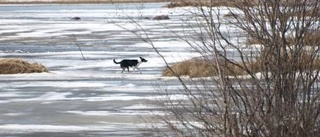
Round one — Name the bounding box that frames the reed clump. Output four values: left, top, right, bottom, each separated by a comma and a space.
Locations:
162, 58, 247, 78
0, 58, 48, 74
163, 53, 320, 78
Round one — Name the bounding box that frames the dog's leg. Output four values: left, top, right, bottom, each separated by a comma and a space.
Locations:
135, 66, 142, 74
127, 67, 130, 72
121, 67, 125, 73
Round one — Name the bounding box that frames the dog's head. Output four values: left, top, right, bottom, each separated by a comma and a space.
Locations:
139, 57, 148, 63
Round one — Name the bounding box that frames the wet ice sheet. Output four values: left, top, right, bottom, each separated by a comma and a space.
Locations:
0, 3, 229, 136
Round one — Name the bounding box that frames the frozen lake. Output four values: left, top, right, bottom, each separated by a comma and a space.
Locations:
0, 3, 205, 136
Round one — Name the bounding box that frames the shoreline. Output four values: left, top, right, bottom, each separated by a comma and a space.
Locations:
0, 0, 170, 4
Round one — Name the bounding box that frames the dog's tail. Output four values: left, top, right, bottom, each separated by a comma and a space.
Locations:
113, 59, 121, 64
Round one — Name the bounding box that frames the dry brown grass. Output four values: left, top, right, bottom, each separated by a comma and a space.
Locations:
256, 53, 320, 71
163, 59, 215, 77
162, 58, 248, 77
166, 0, 256, 8
289, 32, 320, 46
224, 11, 239, 18
245, 37, 268, 45
168, 0, 320, 8
246, 31, 320, 46
163, 53, 320, 77
288, 10, 320, 18
0, 58, 48, 74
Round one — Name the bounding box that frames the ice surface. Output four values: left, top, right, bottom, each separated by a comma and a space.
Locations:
0, 124, 86, 132
0, 3, 243, 136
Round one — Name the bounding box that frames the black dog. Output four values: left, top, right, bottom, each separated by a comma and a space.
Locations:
113, 57, 148, 73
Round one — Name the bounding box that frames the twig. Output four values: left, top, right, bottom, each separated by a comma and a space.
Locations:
72, 34, 86, 60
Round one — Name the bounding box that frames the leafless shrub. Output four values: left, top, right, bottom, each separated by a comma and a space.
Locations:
121, 0, 320, 136
159, 0, 320, 136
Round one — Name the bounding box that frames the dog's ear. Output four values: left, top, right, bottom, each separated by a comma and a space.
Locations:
140, 57, 147, 62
